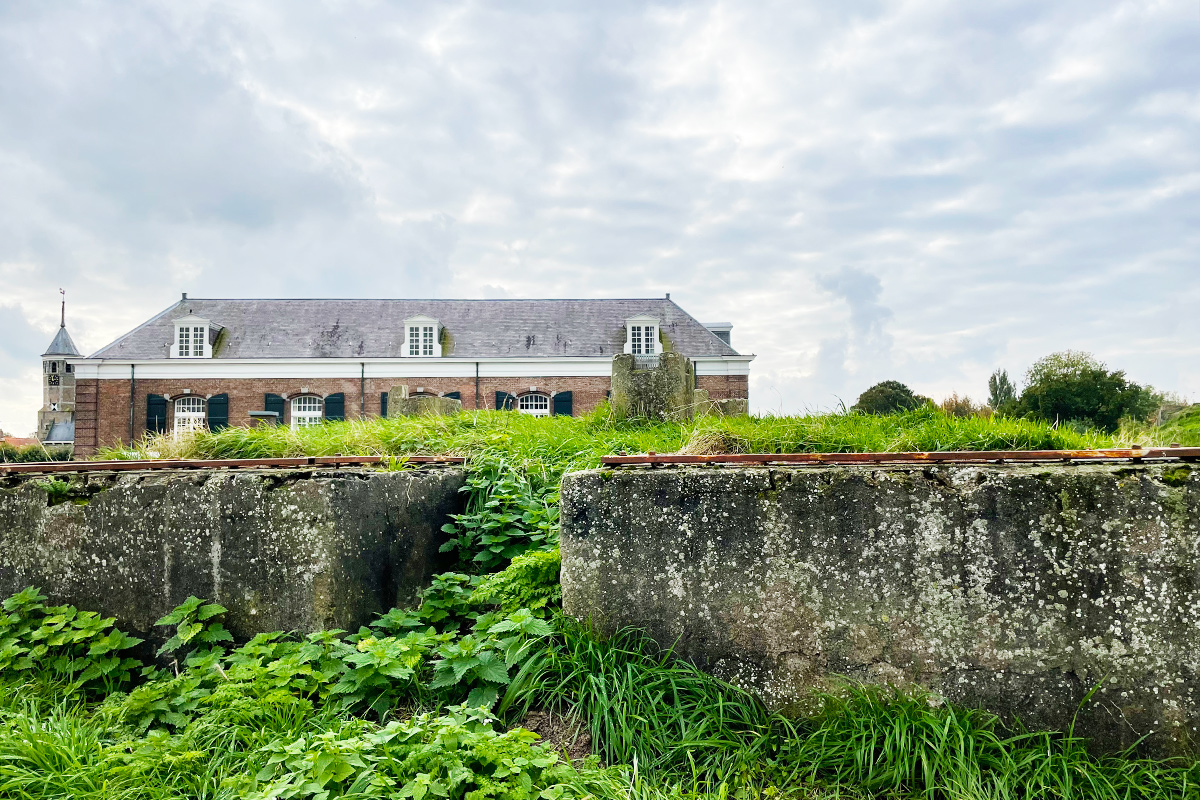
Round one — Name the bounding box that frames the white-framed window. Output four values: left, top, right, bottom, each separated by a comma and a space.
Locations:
403, 315, 441, 357
172, 315, 210, 358
624, 315, 659, 356
291, 395, 324, 429
518, 393, 550, 417
174, 396, 207, 436
407, 325, 436, 356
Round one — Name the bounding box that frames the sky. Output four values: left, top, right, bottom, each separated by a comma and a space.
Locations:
1, 0, 1198, 435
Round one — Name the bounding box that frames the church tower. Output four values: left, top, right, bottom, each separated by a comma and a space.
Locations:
37, 294, 80, 445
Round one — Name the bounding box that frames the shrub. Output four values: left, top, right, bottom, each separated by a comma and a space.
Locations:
1017, 351, 1158, 432
852, 381, 929, 415
939, 393, 988, 418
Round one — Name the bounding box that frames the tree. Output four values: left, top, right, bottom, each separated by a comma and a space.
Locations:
987, 369, 1017, 409
852, 380, 928, 415
1016, 350, 1157, 432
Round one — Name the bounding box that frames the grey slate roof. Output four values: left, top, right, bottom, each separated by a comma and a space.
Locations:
45, 420, 75, 443
43, 326, 81, 357
90, 298, 741, 360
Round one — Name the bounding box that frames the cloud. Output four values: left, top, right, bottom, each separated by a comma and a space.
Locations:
1, 0, 1199, 433
816, 266, 893, 348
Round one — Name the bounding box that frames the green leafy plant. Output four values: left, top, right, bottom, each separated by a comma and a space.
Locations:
155, 596, 234, 660
415, 573, 481, 631
441, 460, 559, 571
38, 478, 73, 506
472, 549, 562, 615
328, 629, 446, 718
0, 586, 143, 696
247, 704, 579, 800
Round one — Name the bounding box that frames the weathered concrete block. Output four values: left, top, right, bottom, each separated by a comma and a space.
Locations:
561, 463, 1200, 755
388, 395, 463, 417
611, 352, 695, 420
0, 467, 465, 647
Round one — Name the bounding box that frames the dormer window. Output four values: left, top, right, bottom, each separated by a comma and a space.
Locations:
171, 315, 211, 359
624, 315, 659, 355
403, 315, 441, 358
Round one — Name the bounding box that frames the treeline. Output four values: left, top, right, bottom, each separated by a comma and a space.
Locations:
854, 350, 1166, 433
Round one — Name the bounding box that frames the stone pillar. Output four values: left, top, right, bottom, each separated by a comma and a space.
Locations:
610, 351, 696, 421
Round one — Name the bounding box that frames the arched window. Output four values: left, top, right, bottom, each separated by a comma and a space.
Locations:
174, 396, 207, 435
517, 393, 550, 417
291, 395, 324, 429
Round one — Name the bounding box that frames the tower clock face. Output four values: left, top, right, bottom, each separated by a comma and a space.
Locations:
48, 374, 61, 386
50, 403, 59, 412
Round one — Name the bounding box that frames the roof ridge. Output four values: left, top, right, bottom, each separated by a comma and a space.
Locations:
175, 297, 673, 302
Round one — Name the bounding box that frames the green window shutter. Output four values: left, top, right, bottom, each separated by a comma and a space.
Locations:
324, 393, 345, 421
380, 392, 389, 418
265, 393, 285, 424
207, 394, 230, 431
495, 391, 514, 411
552, 391, 573, 416
445, 391, 460, 401
146, 394, 167, 434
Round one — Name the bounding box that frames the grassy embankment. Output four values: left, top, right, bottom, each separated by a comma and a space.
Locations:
3, 408, 1198, 799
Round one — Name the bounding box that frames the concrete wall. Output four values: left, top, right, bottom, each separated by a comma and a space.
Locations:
0, 466, 465, 647
560, 462, 1200, 756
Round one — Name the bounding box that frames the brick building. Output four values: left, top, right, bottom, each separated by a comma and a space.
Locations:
59, 296, 751, 455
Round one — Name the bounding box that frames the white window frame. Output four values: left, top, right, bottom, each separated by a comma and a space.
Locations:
291, 395, 324, 429
171, 315, 211, 359
174, 396, 207, 436
623, 315, 659, 356
517, 392, 551, 417
403, 315, 441, 358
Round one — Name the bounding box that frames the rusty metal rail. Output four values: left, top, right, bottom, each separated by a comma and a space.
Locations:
601, 447, 1200, 467
0, 455, 465, 476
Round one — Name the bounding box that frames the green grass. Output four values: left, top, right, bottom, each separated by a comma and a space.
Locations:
99, 406, 1119, 479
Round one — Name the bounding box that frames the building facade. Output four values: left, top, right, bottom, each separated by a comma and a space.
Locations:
60, 296, 752, 456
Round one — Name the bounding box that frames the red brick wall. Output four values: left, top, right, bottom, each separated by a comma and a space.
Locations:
75, 375, 616, 455
697, 374, 749, 401
74, 372, 750, 455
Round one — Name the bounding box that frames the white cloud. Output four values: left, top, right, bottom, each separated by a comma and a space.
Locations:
1, 0, 1198, 433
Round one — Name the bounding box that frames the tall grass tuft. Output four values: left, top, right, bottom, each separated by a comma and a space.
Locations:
502, 623, 790, 787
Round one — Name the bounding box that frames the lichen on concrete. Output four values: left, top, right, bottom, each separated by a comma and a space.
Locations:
560, 462, 1200, 756
610, 352, 696, 420
0, 466, 465, 650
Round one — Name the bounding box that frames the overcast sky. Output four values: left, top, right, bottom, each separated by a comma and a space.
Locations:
2, 1, 1198, 435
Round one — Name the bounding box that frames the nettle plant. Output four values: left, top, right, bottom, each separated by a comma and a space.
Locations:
246, 704, 579, 800
441, 461, 560, 572
155, 596, 235, 662
0, 586, 143, 697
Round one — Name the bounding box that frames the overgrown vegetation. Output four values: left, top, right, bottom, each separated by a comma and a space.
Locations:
7, 408, 1199, 798
100, 404, 1121, 468
0, 441, 72, 463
